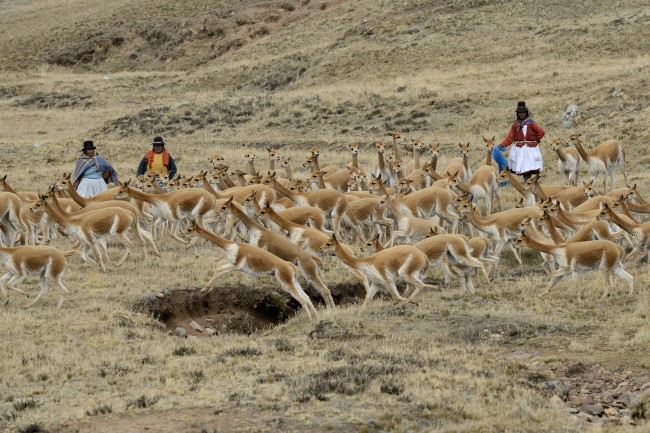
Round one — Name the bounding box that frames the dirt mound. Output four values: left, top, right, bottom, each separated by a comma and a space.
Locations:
133, 282, 366, 336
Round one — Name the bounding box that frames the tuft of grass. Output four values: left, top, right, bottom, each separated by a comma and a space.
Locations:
86, 404, 113, 416
379, 378, 404, 395
219, 347, 263, 358
632, 391, 650, 420
270, 338, 294, 353
125, 395, 160, 409
13, 398, 38, 411
172, 345, 197, 357
98, 362, 132, 377
288, 364, 401, 402
187, 370, 205, 385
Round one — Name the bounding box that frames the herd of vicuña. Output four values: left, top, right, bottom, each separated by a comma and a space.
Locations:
0, 131, 646, 317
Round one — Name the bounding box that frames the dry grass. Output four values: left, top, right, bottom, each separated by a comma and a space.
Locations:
0, 0, 649, 432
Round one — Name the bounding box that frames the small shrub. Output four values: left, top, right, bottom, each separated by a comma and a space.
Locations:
326, 347, 347, 361
289, 364, 401, 401
279, 2, 296, 11
271, 338, 294, 353
141, 355, 156, 365
13, 398, 38, 411
172, 345, 197, 356
221, 347, 262, 357
126, 395, 160, 409
98, 362, 132, 377
188, 370, 206, 384
86, 404, 113, 416
21, 354, 46, 366
380, 379, 404, 395
632, 391, 650, 420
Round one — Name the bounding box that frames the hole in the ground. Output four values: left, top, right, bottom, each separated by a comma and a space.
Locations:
133, 282, 366, 336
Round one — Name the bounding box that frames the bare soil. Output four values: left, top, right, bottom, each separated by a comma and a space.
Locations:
135, 282, 367, 336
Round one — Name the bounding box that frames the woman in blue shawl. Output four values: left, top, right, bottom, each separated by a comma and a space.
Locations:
72, 140, 119, 198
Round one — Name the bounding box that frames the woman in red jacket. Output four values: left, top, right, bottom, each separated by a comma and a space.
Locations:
498, 101, 545, 181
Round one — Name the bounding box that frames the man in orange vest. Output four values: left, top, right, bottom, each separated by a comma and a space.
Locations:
136, 136, 177, 179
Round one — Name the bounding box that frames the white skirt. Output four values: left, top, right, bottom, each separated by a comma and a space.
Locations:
77, 177, 107, 198
508, 145, 543, 175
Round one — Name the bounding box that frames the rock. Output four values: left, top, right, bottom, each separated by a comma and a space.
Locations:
187, 335, 199, 342
575, 412, 593, 423
175, 327, 188, 337
544, 381, 570, 400
205, 327, 217, 335
641, 382, 650, 391
189, 320, 204, 332
604, 407, 619, 417
581, 404, 603, 416
615, 381, 629, 393
562, 104, 580, 128
615, 393, 637, 408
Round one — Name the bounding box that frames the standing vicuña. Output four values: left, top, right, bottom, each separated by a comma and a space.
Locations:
550, 137, 581, 186
569, 132, 627, 193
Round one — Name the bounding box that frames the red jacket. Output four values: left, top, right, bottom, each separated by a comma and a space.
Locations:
501, 120, 545, 147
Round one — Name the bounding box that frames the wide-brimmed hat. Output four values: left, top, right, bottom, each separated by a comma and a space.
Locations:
82, 140, 96, 151
515, 101, 529, 113
152, 136, 165, 147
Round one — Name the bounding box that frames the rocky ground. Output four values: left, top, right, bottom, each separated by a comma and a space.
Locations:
509, 351, 650, 427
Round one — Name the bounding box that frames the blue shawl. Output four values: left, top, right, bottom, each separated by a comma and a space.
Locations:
72, 153, 118, 184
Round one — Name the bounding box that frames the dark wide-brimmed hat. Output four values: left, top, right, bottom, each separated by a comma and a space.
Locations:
152, 136, 165, 147
515, 101, 529, 113
81, 140, 96, 151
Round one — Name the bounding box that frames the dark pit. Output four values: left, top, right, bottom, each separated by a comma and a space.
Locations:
133, 283, 366, 336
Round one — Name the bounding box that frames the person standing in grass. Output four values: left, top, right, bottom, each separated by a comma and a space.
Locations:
497, 101, 545, 181
72, 140, 118, 198
136, 136, 177, 180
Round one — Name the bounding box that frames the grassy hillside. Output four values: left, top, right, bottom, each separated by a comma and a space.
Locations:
0, 0, 649, 432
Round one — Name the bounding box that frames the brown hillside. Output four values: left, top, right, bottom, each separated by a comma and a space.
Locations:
0, 2, 649, 433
